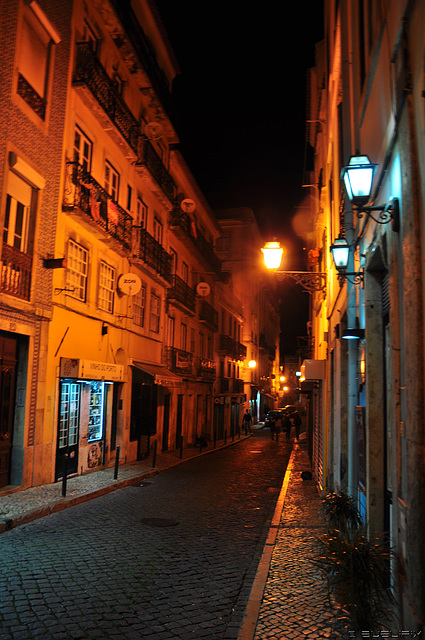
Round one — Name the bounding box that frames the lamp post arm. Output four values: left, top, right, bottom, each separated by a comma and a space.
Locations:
274, 271, 327, 295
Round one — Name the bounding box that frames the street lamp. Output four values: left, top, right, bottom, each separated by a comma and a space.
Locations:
329, 235, 363, 285
340, 154, 400, 232
261, 241, 326, 295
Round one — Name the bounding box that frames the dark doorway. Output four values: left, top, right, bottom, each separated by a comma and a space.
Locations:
162, 394, 170, 451
0, 336, 18, 488
175, 394, 183, 449
130, 368, 158, 460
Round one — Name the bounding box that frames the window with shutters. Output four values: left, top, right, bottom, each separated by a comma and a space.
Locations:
16, 2, 60, 120
98, 261, 115, 313
133, 284, 146, 327
66, 239, 88, 302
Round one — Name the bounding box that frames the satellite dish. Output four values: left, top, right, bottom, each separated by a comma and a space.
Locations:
180, 198, 196, 213
117, 273, 142, 296
145, 122, 164, 140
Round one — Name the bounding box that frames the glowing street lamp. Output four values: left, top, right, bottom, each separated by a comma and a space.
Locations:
261, 241, 326, 295
261, 241, 284, 269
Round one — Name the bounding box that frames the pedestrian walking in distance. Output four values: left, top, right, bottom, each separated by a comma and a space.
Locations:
269, 413, 277, 440
283, 413, 292, 442
293, 410, 302, 441
242, 409, 252, 434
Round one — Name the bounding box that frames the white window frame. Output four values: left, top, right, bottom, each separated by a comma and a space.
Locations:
137, 196, 147, 228
105, 161, 120, 203
150, 292, 161, 333
74, 126, 92, 173
67, 239, 88, 301
98, 260, 115, 313
3, 173, 32, 253
153, 217, 163, 244
180, 323, 187, 351
133, 283, 146, 327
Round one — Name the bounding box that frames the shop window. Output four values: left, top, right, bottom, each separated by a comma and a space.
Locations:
73, 126, 92, 173
17, 2, 60, 120
105, 161, 119, 203
133, 283, 146, 327
98, 261, 115, 313
58, 382, 80, 448
150, 292, 160, 333
88, 381, 104, 442
66, 239, 88, 301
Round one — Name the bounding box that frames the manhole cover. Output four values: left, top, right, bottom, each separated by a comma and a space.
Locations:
139, 517, 179, 527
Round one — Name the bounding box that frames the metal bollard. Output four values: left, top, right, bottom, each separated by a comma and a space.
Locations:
114, 445, 120, 479
62, 453, 69, 497
213, 429, 217, 448
224, 429, 227, 445
152, 440, 157, 467
179, 436, 183, 459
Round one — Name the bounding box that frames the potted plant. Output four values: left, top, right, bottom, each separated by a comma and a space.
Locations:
312, 491, 397, 635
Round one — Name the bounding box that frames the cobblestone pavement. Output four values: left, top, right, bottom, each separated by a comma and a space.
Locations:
0, 428, 293, 640
248, 440, 335, 640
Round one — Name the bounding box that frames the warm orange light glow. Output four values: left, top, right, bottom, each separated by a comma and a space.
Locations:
248, 360, 257, 369
280, 375, 286, 382
262, 241, 284, 269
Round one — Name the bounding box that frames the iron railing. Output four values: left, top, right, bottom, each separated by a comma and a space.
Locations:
196, 357, 216, 380
63, 161, 133, 251
1, 243, 32, 300
167, 275, 196, 313
133, 227, 172, 283
198, 299, 219, 331
164, 347, 193, 375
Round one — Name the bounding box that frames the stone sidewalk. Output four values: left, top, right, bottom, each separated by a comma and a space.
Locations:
238, 438, 334, 640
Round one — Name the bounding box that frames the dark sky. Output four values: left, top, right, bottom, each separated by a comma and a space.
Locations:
154, 2, 324, 355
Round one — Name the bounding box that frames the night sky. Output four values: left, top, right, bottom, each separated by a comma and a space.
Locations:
154, 2, 324, 356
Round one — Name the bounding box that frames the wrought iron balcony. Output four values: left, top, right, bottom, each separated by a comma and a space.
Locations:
167, 275, 196, 314
133, 227, 172, 283
218, 335, 247, 360
73, 42, 140, 155
137, 139, 176, 203
63, 161, 132, 251
73, 43, 176, 202
169, 208, 222, 275
164, 347, 193, 376
1, 243, 32, 300
196, 357, 216, 381
198, 299, 218, 331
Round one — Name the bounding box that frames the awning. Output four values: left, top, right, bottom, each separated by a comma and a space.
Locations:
131, 360, 181, 386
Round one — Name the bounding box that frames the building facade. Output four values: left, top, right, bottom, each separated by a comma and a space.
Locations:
303, 0, 425, 629
0, 1, 280, 492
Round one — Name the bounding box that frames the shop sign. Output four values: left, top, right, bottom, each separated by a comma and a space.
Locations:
60, 358, 124, 381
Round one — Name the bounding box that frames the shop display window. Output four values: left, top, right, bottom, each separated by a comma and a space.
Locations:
88, 380, 104, 442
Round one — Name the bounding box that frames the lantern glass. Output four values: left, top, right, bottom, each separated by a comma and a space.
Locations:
262, 242, 284, 269
330, 236, 350, 271
341, 155, 376, 203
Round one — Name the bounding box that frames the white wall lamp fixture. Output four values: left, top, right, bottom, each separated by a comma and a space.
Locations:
340, 154, 400, 232
329, 235, 364, 285
261, 241, 326, 295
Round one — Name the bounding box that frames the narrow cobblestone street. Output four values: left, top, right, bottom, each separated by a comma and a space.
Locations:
0, 430, 291, 640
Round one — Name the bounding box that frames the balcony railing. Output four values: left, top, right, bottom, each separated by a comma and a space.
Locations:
133, 227, 172, 283
164, 347, 193, 376
167, 275, 196, 313
218, 335, 247, 360
169, 208, 222, 274
73, 42, 140, 155
137, 139, 176, 203
198, 299, 219, 331
196, 357, 216, 381
63, 161, 133, 251
73, 43, 176, 203
17, 74, 46, 120
1, 243, 32, 300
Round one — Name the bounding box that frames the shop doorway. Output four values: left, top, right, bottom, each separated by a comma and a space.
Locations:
0, 336, 18, 488
55, 380, 80, 480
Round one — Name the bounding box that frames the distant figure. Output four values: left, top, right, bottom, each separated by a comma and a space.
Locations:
242, 409, 252, 434
292, 410, 302, 441
269, 413, 277, 440
275, 414, 283, 439
283, 414, 292, 442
